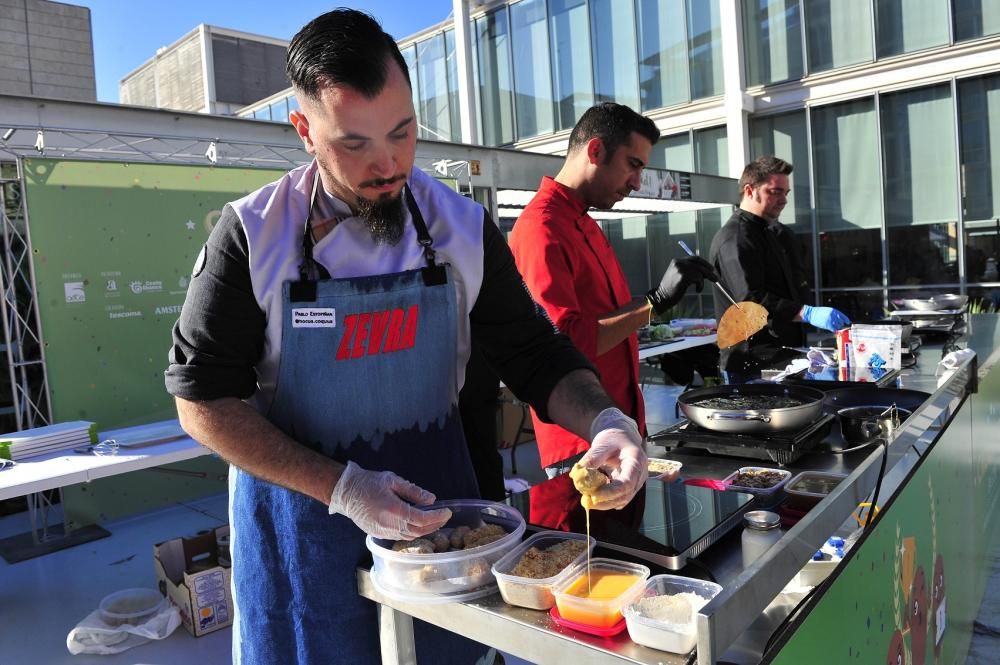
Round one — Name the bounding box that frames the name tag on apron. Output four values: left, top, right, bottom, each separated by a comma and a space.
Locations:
292, 308, 336, 328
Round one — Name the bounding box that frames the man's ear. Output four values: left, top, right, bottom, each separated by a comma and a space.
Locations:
585, 137, 605, 166
289, 109, 316, 155
741, 182, 755, 200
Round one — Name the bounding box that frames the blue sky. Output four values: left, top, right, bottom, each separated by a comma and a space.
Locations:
76, 0, 456, 103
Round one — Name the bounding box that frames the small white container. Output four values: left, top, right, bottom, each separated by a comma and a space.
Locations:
492, 531, 595, 610
647, 458, 683, 481
741, 510, 783, 568
366, 500, 525, 604
98, 588, 168, 626
624, 574, 723, 653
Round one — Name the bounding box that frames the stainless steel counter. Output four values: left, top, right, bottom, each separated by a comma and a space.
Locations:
358, 316, 992, 665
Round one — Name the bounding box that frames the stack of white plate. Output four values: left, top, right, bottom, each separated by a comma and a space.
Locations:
0, 421, 97, 461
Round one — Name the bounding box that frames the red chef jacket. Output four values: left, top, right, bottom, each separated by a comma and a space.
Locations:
509, 176, 645, 469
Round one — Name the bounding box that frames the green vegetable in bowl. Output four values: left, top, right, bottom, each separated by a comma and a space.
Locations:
651, 324, 675, 341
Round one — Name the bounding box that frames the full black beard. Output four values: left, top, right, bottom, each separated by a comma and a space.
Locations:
356, 194, 406, 245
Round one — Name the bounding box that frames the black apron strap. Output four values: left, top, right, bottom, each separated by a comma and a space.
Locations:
404, 186, 447, 286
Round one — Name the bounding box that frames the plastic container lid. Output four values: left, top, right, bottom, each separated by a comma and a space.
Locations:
551, 557, 650, 629
549, 606, 627, 637
366, 499, 525, 604
624, 574, 723, 654
491, 531, 596, 610
722, 467, 792, 495
98, 588, 168, 627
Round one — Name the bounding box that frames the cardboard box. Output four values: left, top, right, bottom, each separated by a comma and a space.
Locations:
154, 525, 233, 637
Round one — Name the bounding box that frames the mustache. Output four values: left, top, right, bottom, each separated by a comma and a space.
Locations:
359, 174, 406, 189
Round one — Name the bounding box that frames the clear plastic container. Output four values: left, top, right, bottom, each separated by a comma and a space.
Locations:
624, 574, 723, 653
366, 500, 525, 604
492, 531, 596, 610
784, 472, 848, 511
551, 558, 650, 628
98, 588, 168, 626
647, 458, 683, 481
723, 467, 792, 496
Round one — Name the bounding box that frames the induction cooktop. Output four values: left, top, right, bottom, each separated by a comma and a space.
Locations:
591, 481, 753, 570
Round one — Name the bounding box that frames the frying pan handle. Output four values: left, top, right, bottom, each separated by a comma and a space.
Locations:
706, 412, 772, 423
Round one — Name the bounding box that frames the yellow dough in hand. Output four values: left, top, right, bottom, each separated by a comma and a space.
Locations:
570, 463, 609, 508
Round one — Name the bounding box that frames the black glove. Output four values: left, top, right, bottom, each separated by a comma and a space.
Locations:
647, 256, 719, 315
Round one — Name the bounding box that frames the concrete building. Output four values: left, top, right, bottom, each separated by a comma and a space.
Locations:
0, 0, 95, 101
241, 0, 1000, 321
119, 25, 288, 115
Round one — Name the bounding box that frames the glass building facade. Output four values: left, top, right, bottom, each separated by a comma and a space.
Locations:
239, 0, 1000, 319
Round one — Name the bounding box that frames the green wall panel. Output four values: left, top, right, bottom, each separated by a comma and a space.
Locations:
22, 158, 285, 429
773, 368, 1000, 664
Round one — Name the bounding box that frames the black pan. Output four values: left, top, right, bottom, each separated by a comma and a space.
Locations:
678, 383, 827, 434
822, 387, 929, 417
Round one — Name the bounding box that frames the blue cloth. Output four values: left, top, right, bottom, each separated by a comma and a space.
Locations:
231, 262, 483, 664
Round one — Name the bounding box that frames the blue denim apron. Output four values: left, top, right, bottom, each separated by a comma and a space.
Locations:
231, 176, 482, 664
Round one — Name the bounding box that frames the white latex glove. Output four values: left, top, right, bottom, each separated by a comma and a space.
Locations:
577, 408, 648, 510
328, 461, 452, 540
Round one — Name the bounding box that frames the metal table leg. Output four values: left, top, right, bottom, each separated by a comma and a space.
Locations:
378, 602, 417, 665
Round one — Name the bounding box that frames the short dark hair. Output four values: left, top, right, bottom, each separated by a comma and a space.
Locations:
566, 103, 659, 159
739, 156, 793, 194
286, 8, 411, 101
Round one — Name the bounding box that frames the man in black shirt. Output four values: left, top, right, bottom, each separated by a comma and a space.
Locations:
709, 156, 850, 381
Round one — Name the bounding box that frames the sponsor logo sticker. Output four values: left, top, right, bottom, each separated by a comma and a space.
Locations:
64, 282, 85, 303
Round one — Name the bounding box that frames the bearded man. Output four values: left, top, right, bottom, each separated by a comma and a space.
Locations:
165, 8, 648, 664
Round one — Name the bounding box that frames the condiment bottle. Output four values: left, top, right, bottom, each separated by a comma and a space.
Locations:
741, 510, 783, 568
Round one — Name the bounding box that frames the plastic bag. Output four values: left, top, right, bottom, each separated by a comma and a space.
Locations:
849, 324, 902, 370
66, 599, 181, 655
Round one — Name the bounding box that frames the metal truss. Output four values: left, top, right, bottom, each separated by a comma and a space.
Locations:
0, 125, 311, 169
0, 158, 50, 431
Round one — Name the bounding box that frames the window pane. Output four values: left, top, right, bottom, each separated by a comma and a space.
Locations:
812, 98, 882, 287
748, 111, 814, 286
822, 290, 885, 322
687, 0, 723, 98
416, 34, 450, 141
881, 85, 957, 227
400, 45, 421, 132
590, 0, 639, 108
253, 107, 270, 121
549, 0, 593, 131
637, 0, 689, 110
269, 100, 289, 123
875, 0, 949, 58
961, 78, 999, 282
881, 85, 958, 286
649, 132, 693, 171
475, 10, 515, 146
445, 30, 462, 142
804, 0, 873, 72
603, 218, 649, 294
959, 75, 1000, 223
749, 111, 810, 227
693, 126, 728, 177
287, 96, 299, 114
511, 0, 554, 139
954, 0, 1000, 40
743, 0, 804, 86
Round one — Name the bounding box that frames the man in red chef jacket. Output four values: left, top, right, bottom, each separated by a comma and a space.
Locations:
510, 102, 715, 533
